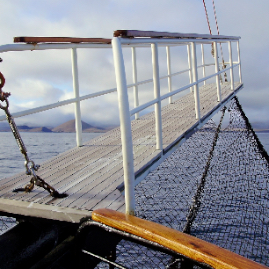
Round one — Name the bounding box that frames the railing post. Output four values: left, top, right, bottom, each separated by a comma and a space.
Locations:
191, 42, 201, 120
228, 41, 234, 91
131, 47, 139, 119
151, 43, 163, 150
237, 40, 242, 83
201, 44, 206, 85
187, 44, 193, 93
71, 48, 83, 147
213, 42, 221, 102
112, 37, 135, 215
166, 46, 173, 104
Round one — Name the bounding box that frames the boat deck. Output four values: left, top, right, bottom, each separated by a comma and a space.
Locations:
0, 82, 243, 223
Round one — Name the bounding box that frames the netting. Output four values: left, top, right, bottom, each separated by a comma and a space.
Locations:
96, 97, 269, 268
0, 216, 16, 235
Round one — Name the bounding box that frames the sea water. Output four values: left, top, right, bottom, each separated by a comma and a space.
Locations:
256, 132, 269, 153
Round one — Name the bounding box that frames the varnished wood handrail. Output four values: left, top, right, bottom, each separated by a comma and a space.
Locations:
92, 208, 268, 269
14, 37, 111, 44
113, 30, 240, 40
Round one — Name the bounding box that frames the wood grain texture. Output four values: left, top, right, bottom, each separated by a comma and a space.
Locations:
113, 30, 240, 40
92, 208, 268, 269
14, 37, 111, 44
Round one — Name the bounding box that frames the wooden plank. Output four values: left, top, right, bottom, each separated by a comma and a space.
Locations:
0, 145, 121, 201
0, 197, 91, 223
92, 208, 268, 269
54, 159, 125, 208
92, 189, 125, 211
0, 127, 124, 199
113, 30, 240, 40
26, 146, 122, 201
19, 148, 121, 204
38, 153, 124, 207
0, 143, 107, 188
14, 37, 111, 44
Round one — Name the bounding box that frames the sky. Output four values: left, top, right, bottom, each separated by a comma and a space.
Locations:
0, 0, 268, 128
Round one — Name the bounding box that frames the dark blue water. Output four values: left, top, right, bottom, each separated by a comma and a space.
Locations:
256, 132, 269, 153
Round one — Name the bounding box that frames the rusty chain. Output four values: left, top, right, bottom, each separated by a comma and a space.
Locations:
0, 61, 67, 198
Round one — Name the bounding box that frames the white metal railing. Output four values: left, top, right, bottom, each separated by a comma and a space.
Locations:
0, 31, 242, 215
0, 41, 113, 147
112, 31, 241, 215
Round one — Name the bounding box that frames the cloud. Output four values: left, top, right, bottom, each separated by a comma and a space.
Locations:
0, 0, 268, 128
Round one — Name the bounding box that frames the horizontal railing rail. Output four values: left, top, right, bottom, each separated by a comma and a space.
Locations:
129, 62, 240, 117
0, 87, 118, 121
0, 60, 238, 121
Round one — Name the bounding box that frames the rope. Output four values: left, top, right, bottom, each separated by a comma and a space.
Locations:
202, 0, 227, 82
212, 0, 227, 81
202, 0, 212, 35
183, 107, 226, 234
212, 0, 220, 36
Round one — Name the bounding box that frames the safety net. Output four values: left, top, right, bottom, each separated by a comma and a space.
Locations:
94, 97, 269, 268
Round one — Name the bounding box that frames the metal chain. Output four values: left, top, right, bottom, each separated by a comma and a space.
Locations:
0, 66, 67, 198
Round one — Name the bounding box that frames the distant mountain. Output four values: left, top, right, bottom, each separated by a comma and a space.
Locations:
18, 125, 32, 130
52, 119, 106, 133
28, 127, 52, 132
14, 125, 52, 132
0, 120, 108, 133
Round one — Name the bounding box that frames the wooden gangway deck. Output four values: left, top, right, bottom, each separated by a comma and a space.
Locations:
0, 82, 243, 223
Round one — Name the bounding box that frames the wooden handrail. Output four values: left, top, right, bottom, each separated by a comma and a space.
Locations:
113, 30, 240, 40
92, 208, 268, 269
14, 37, 111, 44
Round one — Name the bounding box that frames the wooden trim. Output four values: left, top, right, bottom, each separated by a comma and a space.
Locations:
0, 198, 91, 223
113, 30, 240, 40
92, 208, 268, 269
13, 37, 111, 44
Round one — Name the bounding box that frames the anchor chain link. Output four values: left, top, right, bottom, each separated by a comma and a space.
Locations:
0, 63, 67, 198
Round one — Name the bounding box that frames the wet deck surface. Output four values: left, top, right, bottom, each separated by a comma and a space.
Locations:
0, 82, 243, 222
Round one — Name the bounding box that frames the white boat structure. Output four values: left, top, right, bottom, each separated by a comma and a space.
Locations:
0, 30, 268, 268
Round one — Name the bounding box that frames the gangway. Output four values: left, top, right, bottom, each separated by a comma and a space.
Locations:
0, 30, 243, 222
